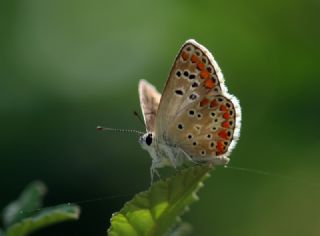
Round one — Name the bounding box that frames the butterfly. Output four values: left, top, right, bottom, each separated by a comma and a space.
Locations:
138, 39, 241, 177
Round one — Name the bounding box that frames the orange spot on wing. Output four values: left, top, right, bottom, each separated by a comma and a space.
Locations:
200, 98, 209, 107
210, 99, 218, 108
219, 130, 228, 139
197, 62, 205, 71
222, 121, 230, 128
217, 141, 224, 154
204, 78, 215, 89
191, 55, 199, 63
223, 112, 230, 119
200, 70, 210, 79
181, 52, 189, 61
220, 105, 227, 112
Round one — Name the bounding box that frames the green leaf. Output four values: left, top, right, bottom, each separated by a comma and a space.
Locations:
2, 181, 46, 227
5, 204, 80, 236
0, 228, 4, 236
108, 166, 211, 236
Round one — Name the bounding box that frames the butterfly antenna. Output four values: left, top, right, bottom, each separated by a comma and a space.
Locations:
96, 126, 144, 135
133, 111, 145, 127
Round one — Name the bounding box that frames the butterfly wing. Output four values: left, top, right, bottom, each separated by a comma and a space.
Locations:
139, 79, 161, 132
155, 39, 241, 165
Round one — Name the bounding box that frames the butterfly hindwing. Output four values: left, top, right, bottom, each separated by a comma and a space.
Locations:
155, 39, 241, 164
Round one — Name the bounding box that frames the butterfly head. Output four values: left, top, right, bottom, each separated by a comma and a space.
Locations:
139, 132, 154, 151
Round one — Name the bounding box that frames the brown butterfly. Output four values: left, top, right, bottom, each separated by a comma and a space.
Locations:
139, 39, 241, 177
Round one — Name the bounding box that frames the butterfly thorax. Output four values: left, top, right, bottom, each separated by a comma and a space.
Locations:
139, 132, 182, 169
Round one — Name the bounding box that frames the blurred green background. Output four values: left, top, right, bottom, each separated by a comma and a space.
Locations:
1, 0, 320, 235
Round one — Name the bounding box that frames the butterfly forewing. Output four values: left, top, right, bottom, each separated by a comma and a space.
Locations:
155, 39, 241, 164
139, 79, 161, 132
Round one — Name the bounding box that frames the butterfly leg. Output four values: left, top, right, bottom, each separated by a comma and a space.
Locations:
179, 148, 197, 165
150, 159, 163, 183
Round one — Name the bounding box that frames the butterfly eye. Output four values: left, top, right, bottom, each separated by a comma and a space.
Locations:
146, 133, 153, 146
